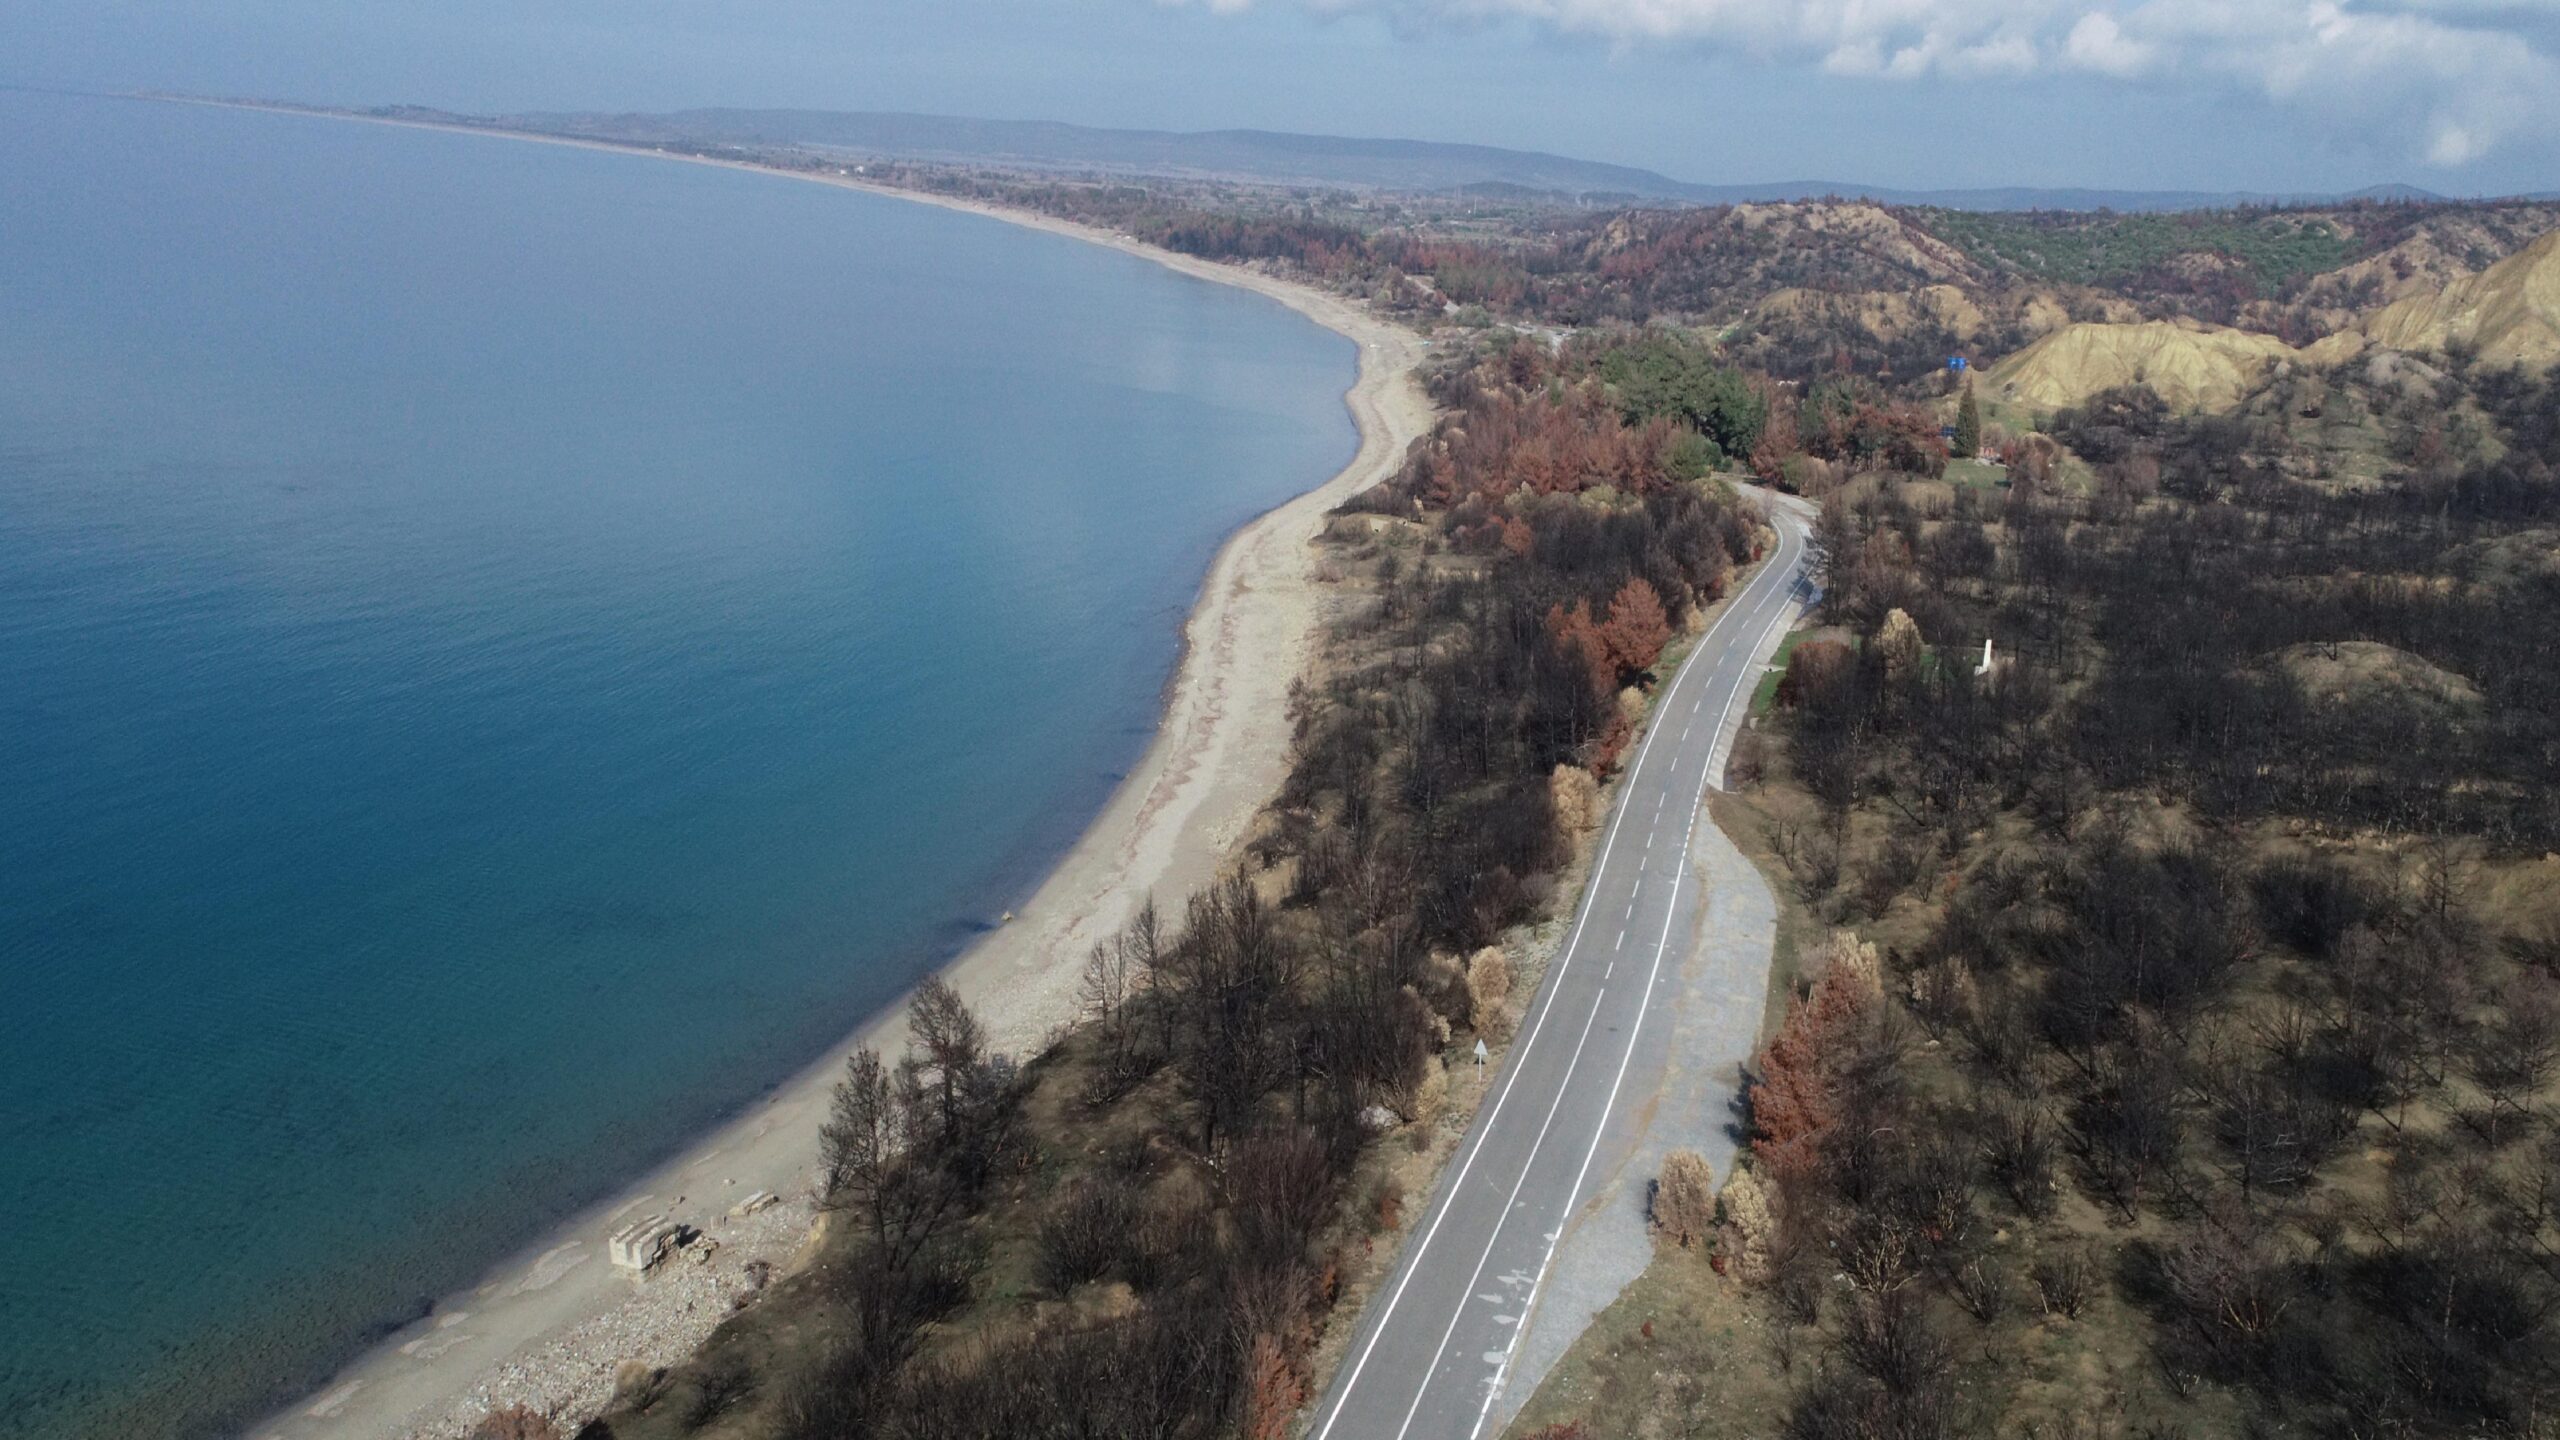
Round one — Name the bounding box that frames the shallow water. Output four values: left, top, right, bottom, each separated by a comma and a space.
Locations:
0, 91, 1355, 1439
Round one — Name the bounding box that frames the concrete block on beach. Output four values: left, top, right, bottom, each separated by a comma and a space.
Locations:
729, 1190, 780, 1218
607, 1215, 685, 1273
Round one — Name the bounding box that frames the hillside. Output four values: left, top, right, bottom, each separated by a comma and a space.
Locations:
1986, 318, 2308, 411
1524, 203, 1992, 327
2362, 227, 2560, 367
1983, 224, 2560, 411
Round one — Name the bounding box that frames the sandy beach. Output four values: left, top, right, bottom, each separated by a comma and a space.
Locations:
214, 100, 1435, 1440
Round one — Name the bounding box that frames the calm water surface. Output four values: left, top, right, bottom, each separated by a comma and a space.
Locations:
0, 91, 1355, 1438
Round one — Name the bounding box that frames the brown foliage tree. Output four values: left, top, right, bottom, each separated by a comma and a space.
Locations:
1602, 577, 1674, 678
1240, 1332, 1306, 1440
1546, 599, 1616, 699
1749, 935, 1884, 1188
1773, 640, 1855, 711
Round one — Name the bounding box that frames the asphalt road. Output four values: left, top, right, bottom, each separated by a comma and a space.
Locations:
1310, 495, 1815, 1440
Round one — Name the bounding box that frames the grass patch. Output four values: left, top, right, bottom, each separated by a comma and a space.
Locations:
1502, 1239, 1790, 1440
1943, 456, 2009, 490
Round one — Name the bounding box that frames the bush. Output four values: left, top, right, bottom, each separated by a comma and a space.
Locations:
471, 1408, 561, 1440
1465, 946, 1514, 1036
1653, 1149, 1717, 1247
2032, 1246, 2095, 1320
1035, 1174, 1142, 1293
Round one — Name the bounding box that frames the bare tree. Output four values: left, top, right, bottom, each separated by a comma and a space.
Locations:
2463, 970, 2560, 1146
908, 976, 984, 1140
820, 1047, 898, 1233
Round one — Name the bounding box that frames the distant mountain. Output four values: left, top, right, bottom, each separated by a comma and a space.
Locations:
389, 104, 2499, 214
2344, 183, 2453, 203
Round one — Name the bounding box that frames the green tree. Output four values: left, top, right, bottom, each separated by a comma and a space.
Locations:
1596, 334, 1767, 459
1953, 382, 1983, 460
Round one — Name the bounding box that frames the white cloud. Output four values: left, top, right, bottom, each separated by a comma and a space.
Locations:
2064, 13, 2155, 76
1175, 0, 2560, 167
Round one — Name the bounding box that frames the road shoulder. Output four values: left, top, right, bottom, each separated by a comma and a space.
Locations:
1482, 789, 1781, 1434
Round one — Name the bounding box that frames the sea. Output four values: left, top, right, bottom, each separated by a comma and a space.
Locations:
0, 88, 1357, 1439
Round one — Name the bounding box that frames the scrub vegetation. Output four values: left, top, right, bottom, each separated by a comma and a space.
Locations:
1514, 352, 2560, 1440
1916, 208, 2356, 292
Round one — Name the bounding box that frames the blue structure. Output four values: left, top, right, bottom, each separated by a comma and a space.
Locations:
1947, 355, 1969, 372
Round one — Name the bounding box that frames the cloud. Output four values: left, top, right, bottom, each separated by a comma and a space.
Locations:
1175, 0, 2560, 166
2064, 13, 2156, 76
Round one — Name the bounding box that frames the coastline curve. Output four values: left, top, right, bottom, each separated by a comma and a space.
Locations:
213, 99, 1435, 1440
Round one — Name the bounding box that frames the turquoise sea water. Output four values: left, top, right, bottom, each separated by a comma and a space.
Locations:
0, 91, 1356, 1438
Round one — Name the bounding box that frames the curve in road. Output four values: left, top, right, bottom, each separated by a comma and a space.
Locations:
1311, 494, 1814, 1440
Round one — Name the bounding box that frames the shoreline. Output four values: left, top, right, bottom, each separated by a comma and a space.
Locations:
209, 97, 1435, 1440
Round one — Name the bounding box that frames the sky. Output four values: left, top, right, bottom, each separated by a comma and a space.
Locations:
4, 0, 2556, 196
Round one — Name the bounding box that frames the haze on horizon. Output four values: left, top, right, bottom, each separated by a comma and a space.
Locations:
5, 0, 2557, 200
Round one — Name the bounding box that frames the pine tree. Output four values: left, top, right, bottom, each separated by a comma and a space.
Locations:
1953, 381, 1982, 460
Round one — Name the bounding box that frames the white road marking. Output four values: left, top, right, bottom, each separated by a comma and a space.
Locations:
1391, 990, 1612, 1440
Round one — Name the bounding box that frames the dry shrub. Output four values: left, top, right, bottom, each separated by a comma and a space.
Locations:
610, 1361, 669, 1410
1876, 607, 1924, 679
1369, 1176, 1405, 1232
1719, 1166, 1778, 1283
471, 1407, 561, 1440
2031, 1246, 2094, 1319
1036, 1174, 1141, 1293
1951, 1256, 2010, 1324
1406, 1057, 1450, 1127
1466, 946, 1513, 1036
681, 1352, 756, 1429
1654, 1148, 1717, 1247
1816, 929, 1885, 1002
1227, 1127, 1334, 1272
1551, 764, 1601, 834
